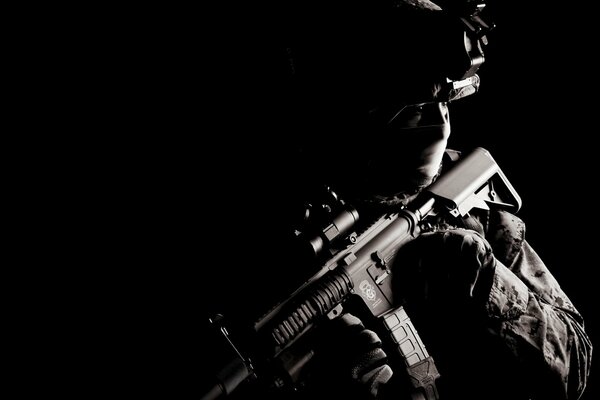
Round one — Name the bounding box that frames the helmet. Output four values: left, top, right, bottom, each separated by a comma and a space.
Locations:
280, 0, 493, 200
285, 0, 488, 107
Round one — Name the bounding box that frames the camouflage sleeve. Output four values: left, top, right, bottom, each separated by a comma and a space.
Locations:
485, 238, 593, 399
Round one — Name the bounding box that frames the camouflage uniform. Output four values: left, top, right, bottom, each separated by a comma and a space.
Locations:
348, 152, 594, 400
478, 209, 592, 399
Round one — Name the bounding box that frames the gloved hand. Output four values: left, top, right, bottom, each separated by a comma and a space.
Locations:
396, 227, 497, 305
309, 313, 393, 398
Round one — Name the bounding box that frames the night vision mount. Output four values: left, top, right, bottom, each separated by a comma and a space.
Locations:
442, 1, 495, 98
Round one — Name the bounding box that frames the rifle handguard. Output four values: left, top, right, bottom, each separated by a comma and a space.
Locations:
270, 270, 353, 348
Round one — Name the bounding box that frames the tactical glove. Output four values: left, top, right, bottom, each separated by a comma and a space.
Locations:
309, 313, 393, 398
397, 227, 497, 305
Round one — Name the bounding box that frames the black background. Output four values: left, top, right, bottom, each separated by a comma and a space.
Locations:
81, 1, 597, 398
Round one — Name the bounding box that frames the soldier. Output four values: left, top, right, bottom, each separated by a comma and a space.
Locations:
200, 1, 593, 399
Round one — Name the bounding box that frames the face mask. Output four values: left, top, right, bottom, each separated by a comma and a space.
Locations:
388, 102, 451, 187
359, 101, 450, 195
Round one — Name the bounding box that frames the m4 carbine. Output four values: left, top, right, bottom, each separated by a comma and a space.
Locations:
203, 147, 521, 400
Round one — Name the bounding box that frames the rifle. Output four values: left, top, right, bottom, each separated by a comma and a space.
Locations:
202, 147, 521, 400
